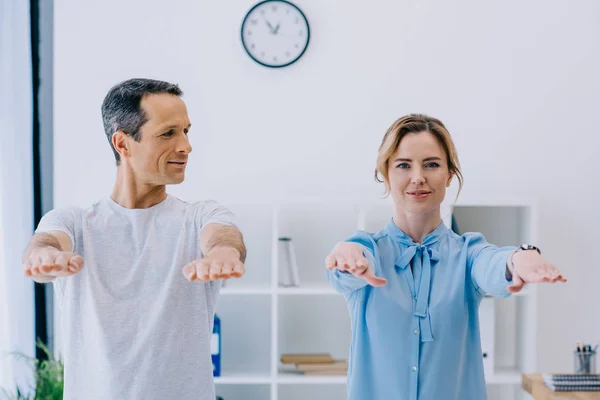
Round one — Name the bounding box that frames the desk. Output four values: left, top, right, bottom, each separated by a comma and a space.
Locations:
522, 374, 600, 399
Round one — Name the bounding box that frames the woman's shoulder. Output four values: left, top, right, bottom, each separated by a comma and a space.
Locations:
345, 228, 392, 249
446, 229, 487, 246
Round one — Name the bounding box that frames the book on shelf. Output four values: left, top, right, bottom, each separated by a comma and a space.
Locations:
542, 374, 600, 392
295, 360, 348, 372
280, 353, 347, 376
281, 353, 334, 364
302, 369, 348, 376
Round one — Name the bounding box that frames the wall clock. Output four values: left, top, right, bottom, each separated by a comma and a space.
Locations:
241, 0, 310, 68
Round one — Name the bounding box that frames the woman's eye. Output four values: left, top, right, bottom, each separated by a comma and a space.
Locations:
396, 163, 410, 169
426, 162, 440, 168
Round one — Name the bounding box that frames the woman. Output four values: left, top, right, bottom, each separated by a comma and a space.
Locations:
326, 114, 566, 400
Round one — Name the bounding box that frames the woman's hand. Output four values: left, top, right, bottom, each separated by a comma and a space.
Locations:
326, 242, 387, 287
507, 250, 567, 293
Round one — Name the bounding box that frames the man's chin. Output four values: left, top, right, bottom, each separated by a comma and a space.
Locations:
165, 175, 185, 185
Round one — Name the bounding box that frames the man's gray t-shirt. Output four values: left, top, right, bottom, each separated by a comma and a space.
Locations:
36, 195, 235, 400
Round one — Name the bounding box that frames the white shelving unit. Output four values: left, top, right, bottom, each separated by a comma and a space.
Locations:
215, 202, 537, 400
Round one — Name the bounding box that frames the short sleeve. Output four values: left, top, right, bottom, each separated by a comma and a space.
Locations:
195, 201, 236, 231
35, 207, 80, 303
35, 207, 78, 251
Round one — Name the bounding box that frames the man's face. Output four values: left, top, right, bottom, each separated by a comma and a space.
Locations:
126, 93, 192, 185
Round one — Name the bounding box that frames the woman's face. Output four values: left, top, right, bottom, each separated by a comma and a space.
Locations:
386, 131, 453, 216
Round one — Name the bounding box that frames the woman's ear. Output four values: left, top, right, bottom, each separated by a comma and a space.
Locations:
446, 174, 453, 187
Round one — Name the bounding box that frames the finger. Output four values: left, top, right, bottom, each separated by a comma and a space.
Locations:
361, 268, 387, 287
30, 253, 42, 269
54, 253, 69, 271
335, 257, 348, 272
507, 271, 525, 293
345, 258, 357, 274
231, 262, 245, 278
39, 253, 58, 274
220, 263, 234, 279
196, 262, 210, 281
68, 255, 84, 272
209, 262, 223, 280
538, 265, 556, 281
46, 255, 68, 275
182, 262, 196, 281
325, 255, 337, 271
40, 265, 53, 274
355, 257, 369, 268
354, 257, 369, 274
548, 266, 566, 282
23, 260, 33, 276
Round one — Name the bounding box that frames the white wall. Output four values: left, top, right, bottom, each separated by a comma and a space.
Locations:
54, 0, 600, 373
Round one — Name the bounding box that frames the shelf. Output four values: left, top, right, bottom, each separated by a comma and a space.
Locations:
486, 368, 521, 385
277, 372, 347, 384
277, 284, 337, 295
214, 373, 272, 385
220, 284, 339, 295
213, 369, 520, 386
220, 284, 271, 295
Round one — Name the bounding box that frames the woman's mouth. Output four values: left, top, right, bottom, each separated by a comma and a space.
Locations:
407, 190, 431, 200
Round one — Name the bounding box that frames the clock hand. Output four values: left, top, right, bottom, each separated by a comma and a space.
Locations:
265, 20, 275, 33
273, 23, 281, 34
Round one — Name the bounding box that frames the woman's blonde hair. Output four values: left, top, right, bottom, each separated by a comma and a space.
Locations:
375, 113, 463, 196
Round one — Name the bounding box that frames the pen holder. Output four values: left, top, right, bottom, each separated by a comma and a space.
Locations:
574, 350, 596, 374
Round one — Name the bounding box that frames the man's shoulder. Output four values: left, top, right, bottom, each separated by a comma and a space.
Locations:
169, 197, 234, 227
169, 196, 226, 212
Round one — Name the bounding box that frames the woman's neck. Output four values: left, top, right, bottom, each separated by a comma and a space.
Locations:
392, 207, 442, 244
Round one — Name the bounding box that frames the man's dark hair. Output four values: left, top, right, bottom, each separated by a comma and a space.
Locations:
101, 78, 183, 165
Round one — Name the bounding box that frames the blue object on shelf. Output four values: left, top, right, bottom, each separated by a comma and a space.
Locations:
212, 314, 221, 377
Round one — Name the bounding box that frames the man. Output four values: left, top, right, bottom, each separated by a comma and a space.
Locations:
22, 78, 246, 400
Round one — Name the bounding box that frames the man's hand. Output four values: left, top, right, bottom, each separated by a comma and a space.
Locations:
325, 242, 387, 287
507, 250, 567, 293
23, 247, 84, 278
183, 247, 246, 282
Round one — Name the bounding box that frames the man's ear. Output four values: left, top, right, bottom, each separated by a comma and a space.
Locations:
112, 131, 130, 160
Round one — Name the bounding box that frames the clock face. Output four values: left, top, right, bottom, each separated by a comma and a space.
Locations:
241, 0, 310, 68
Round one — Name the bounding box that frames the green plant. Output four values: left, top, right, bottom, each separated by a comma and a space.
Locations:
0, 339, 63, 400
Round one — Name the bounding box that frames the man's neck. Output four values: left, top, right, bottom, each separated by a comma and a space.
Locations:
111, 167, 167, 209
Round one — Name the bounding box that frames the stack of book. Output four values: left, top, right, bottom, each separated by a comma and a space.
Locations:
542, 374, 600, 391
280, 353, 348, 376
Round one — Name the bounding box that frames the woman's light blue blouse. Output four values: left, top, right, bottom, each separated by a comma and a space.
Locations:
327, 220, 516, 400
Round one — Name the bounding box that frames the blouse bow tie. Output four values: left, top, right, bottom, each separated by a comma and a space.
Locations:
396, 243, 440, 342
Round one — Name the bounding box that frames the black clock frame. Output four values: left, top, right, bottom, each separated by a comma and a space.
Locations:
240, 0, 310, 68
